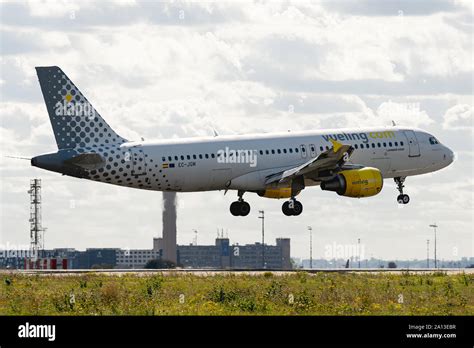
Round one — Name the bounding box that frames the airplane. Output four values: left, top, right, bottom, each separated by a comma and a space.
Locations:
31, 67, 455, 216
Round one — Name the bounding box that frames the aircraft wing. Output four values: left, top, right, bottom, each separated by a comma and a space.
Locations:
265, 139, 355, 185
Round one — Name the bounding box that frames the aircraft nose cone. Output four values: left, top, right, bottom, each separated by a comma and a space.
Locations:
445, 147, 455, 164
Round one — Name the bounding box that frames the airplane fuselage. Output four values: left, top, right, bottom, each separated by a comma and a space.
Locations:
81, 126, 453, 193
32, 67, 455, 216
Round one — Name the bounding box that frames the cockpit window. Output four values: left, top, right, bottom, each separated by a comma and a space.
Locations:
429, 137, 439, 145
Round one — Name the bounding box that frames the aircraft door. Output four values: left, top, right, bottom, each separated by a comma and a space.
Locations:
300, 145, 307, 159
309, 144, 317, 158
403, 130, 421, 157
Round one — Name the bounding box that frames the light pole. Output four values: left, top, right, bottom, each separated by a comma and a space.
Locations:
426, 239, 430, 268
193, 229, 198, 245
429, 224, 438, 268
258, 210, 265, 268
308, 226, 312, 269
358, 238, 361, 268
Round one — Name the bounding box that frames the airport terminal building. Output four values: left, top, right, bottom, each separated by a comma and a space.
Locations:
172, 238, 291, 270
0, 238, 291, 270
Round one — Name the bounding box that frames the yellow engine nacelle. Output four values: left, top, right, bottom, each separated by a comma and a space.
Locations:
257, 187, 300, 199
320, 167, 383, 198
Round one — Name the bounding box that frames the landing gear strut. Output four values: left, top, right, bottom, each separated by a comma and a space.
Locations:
394, 177, 410, 204
282, 198, 303, 216
230, 190, 251, 216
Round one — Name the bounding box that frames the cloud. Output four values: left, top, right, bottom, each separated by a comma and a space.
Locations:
0, 1, 472, 259
376, 100, 434, 127
0, 1, 246, 31
443, 104, 474, 130
322, 0, 460, 16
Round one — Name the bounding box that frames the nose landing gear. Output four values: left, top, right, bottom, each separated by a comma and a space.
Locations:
394, 177, 410, 204
282, 198, 303, 216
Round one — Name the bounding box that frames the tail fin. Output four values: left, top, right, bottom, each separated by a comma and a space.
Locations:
36, 66, 126, 150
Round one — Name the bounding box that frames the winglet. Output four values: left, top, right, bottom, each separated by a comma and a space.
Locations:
329, 139, 343, 153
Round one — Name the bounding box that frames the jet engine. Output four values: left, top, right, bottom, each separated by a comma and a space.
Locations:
320, 167, 383, 198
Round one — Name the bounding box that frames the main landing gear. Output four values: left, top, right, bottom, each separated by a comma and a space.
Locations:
394, 177, 410, 204
282, 198, 303, 216
230, 190, 251, 216
230, 192, 304, 216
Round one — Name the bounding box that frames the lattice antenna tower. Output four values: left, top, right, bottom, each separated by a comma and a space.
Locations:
28, 179, 45, 260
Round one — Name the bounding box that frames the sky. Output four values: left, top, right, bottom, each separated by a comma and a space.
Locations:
0, 0, 472, 261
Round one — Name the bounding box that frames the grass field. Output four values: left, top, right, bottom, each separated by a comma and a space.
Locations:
1, 271, 473, 315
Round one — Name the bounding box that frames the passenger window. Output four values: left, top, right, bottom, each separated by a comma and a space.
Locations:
277, 149, 281, 154
271, 150, 275, 154
265, 150, 269, 155
205, 154, 209, 159
326, 146, 329, 151
175, 156, 178, 161
168, 156, 172, 161
259, 150, 263, 155
162, 157, 166, 161
283, 149, 287, 154
389, 142, 392, 147
320, 146, 324, 152
360, 144, 364, 149
289, 148, 293, 153
394, 142, 398, 146
400, 141, 404, 146
372, 143, 375, 148
199, 154, 203, 159
211, 154, 215, 159
310, 146, 315, 152
366, 144, 370, 149
187, 155, 190, 160
180, 155, 184, 160
383, 142, 387, 147
295, 148, 299, 153
354, 144, 358, 149
193, 155, 197, 160
377, 143, 381, 148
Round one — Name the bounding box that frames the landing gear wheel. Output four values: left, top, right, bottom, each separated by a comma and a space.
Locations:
397, 194, 410, 204
397, 194, 404, 204
282, 201, 292, 216
394, 177, 410, 205
282, 199, 303, 216
230, 191, 250, 216
402, 194, 410, 204
230, 201, 241, 216
292, 201, 303, 216
239, 201, 250, 216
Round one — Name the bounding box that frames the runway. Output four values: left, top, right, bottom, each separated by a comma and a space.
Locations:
1, 268, 472, 276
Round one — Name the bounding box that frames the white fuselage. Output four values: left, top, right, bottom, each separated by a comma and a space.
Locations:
102, 126, 453, 193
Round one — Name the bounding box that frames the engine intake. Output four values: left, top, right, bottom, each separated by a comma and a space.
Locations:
320, 167, 383, 198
